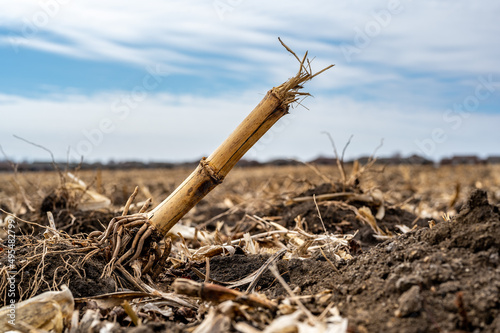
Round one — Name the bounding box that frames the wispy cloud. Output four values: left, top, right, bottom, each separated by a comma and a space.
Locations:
1, 1, 499, 162
3, 1, 499, 79
2, 91, 499, 162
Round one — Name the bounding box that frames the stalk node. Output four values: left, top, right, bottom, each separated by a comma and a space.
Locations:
200, 157, 224, 184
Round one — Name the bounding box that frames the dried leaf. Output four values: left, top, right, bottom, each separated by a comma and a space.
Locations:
0, 286, 73, 333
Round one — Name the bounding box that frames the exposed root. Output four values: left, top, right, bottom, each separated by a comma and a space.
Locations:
87, 189, 164, 278
94, 214, 162, 278
0, 229, 105, 303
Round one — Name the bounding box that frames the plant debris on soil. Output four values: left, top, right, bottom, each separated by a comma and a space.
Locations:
1, 164, 499, 332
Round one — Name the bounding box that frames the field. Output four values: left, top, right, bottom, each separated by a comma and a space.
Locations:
1, 163, 499, 332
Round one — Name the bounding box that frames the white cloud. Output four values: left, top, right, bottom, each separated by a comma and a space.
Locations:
1, 90, 499, 162
1, 0, 499, 82
1, 1, 499, 162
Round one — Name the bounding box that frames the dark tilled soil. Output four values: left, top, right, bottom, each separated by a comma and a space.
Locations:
327, 189, 499, 333
182, 190, 499, 332
0, 239, 117, 300
39, 189, 120, 235
279, 200, 427, 248
2, 173, 499, 332
176, 182, 429, 249
47, 209, 116, 235
267, 182, 429, 249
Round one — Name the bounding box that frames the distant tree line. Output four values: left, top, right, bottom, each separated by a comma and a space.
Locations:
0, 154, 499, 173
310, 154, 500, 166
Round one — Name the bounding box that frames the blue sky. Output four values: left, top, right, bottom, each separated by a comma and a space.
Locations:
1, 0, 499, 163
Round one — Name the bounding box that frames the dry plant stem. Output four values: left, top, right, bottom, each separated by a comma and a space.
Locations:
122, 300, 140, 326
147, 92, 287, 235
246, 248, 287, 293
93, 42, 333, 276
0, 286, 74, 332
148, 52, 333, 236
173, 278, 277, 310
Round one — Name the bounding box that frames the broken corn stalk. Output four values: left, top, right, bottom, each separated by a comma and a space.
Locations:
94, 41, 333, 276
148, 45, 333, 236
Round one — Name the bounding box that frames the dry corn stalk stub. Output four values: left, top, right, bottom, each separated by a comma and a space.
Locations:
0, 286, 74, 333
172, 278, 277, 310
91, 41, 334, 274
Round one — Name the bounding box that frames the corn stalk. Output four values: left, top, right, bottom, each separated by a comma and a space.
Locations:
90, 39, 333, 276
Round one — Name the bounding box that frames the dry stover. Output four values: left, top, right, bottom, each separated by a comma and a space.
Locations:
1, 163, 499, 332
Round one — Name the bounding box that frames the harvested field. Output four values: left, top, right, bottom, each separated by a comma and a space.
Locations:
1, 163, 499, 332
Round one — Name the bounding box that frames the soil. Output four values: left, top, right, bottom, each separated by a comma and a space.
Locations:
274, 182, 429, 249
1, 165, 499, 332
0, 237, 117, 300
163, 189, 499, 332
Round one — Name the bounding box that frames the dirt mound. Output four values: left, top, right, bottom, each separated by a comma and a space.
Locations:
266, 182, 429, 249
39, 209, 116, 236
175, 189, 499, 332
0, 237, 116, 300
326, 189, 500, 332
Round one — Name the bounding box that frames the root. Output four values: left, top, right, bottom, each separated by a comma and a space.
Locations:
95, 214, 160, 278
88, 190, 164, 278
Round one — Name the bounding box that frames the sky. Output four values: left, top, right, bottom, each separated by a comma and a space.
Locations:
0, 0, 499, 164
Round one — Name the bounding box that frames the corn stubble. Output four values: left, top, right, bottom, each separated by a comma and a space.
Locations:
90, 39, 334, 275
